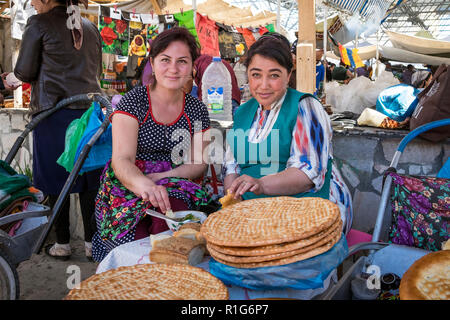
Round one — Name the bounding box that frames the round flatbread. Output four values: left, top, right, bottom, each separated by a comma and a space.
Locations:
399, 250, 450, 300
210, 232, 342, 268
201, 197, 340, 247
207, 226, 341, 263
208, 220, 342, 257
64, 263, 229, 300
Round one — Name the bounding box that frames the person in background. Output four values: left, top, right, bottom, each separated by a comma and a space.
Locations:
91, 27, 212, 262
223, 34, 353, 235
1, 0, 102, 261
193, 54, 241, 116
401, 64, 415, 85
411, 70, 433, 89
233, 54, 248, 90
356, 64, 370, 78
326, 62, 335, 82
332, 62, 354, 84
315, 49, 325, 96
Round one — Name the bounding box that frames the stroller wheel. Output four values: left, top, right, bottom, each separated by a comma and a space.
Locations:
0, 248, 20, 300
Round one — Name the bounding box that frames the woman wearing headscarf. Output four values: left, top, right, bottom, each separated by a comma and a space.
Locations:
223, 33, 353, 235
193, 54, 241, 116
1, 0, 103, 260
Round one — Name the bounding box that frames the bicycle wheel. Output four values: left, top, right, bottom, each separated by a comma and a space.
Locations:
0, 248, 19, 300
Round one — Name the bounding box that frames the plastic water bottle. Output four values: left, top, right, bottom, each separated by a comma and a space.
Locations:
201, 57, 232, 121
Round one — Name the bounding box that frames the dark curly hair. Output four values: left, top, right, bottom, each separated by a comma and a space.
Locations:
244, 32, 293, 74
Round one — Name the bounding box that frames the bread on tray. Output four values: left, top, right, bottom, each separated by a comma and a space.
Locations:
149, 236, 205, 266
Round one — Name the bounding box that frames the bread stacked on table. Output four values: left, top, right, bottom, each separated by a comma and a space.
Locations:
200, 196, 343, 268
65, 263, 229, 300
399, 246, 450, 300
149, 223, 207, 266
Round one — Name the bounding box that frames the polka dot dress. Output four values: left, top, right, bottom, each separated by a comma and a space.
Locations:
92, 86, 211, 262
111, 85, 210, 162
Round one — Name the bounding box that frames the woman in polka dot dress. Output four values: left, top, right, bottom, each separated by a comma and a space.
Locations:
92, 27, 212, 262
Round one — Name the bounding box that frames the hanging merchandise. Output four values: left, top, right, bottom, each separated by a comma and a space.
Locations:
202, 57, 233, 121
229, 26, 248, 57
195, 13, 220, 57
159, 14, 178, 33
338, 43, 364, 68
251, 27, 262, 41
265, 23, 276, 33
173, 10, 199, 43
258, 26, 269, 35
127, 21, 147, 57
141, 13, 160, 47
99, 6, 129, 57
125, 16, 147, 79
237, 27, 256, 50
217, 23, 237, 60
102, 53, 116, 72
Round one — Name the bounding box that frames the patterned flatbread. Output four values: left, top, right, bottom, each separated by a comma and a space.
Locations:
210, 232, 342, 268
201, 197, 340, 247
207, 226, 341, 263
399, 250, 450, 300
64, 263, 229, 300
207, 219, 342, 257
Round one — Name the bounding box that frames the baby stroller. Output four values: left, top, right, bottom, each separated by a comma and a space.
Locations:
322, 118, 450, 300
0, 93, 112, 299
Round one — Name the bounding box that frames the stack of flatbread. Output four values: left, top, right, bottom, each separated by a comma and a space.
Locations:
65, 263, 229, 300
200, 196, 342, 268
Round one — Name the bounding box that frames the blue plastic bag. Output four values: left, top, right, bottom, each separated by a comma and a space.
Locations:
437, 157, 450, 179
74, 102, 112, 174
209, 233, 348, 291
376, 84, 421, 122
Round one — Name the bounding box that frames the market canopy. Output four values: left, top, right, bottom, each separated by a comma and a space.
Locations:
82, 0, 277, 28
386, 30, 450, 57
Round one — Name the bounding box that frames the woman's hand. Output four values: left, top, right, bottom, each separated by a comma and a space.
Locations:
228, 174, 265, 199
140, 183, 171, 214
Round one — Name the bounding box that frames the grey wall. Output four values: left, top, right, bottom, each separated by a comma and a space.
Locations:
332, 127, 450, 234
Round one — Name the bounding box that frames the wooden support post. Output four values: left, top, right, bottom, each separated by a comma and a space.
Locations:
297, 0, 316, 94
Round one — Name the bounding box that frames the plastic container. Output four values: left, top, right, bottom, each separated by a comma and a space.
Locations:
201, 57, 232, 121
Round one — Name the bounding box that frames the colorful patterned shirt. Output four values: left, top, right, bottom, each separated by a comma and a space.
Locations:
223, 92, 353, 233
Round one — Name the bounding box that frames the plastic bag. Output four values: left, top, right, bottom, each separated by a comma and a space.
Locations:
74, 102, 112, 174
376, 84, 420, 122
208, 234, 348, 291
57, 106, 94, 172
